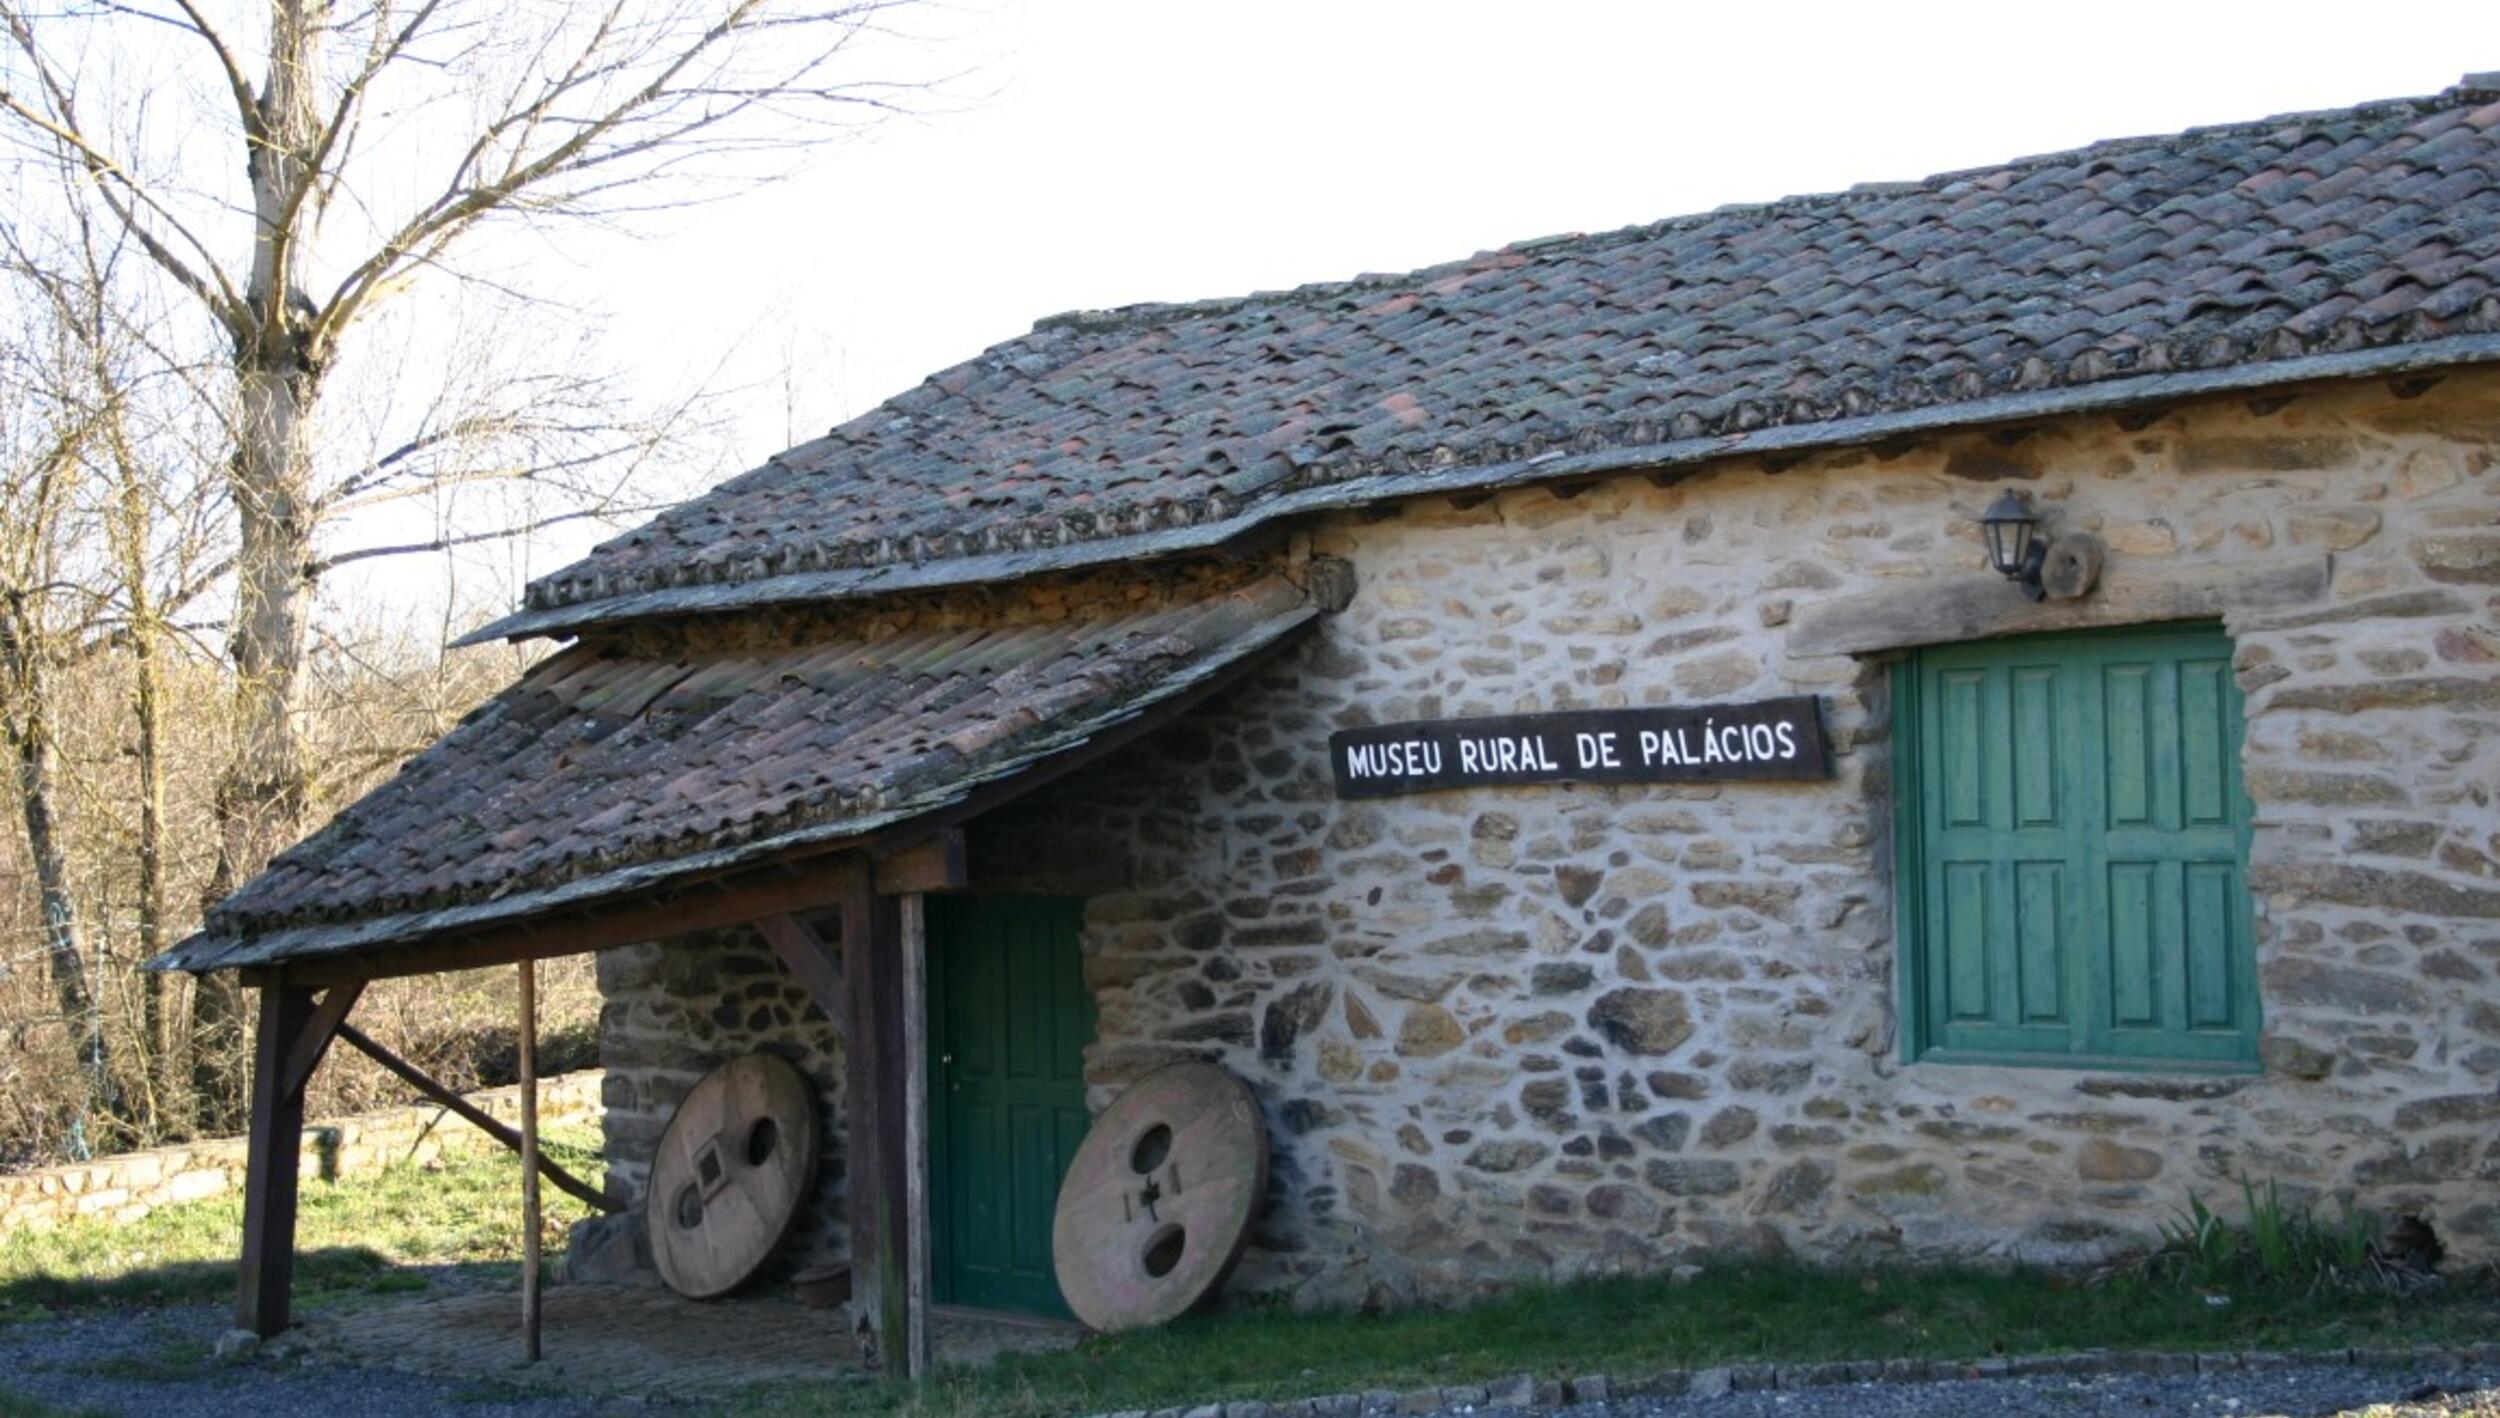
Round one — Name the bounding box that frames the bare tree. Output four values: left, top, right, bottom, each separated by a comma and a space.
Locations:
0, 161, 240, 1142
2, 0, 923, 1121
0, 365, 117, 1150
0, 217, 126, 1149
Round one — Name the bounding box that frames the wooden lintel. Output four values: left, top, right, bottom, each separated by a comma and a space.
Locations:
1787, 553, 2333, 659
754, 912, 844, 1023
280, 981, 365, 1097
872, 830, 967, 895
335, 1022, 619, 1215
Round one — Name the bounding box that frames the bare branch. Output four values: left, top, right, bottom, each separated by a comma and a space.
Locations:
0, 7, 246, 330
160, 0, 264, 147
308, 503, 660, 574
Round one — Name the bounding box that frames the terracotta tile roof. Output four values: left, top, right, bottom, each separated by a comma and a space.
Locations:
156, 575, 1318, 971
474, 76, 2500, 643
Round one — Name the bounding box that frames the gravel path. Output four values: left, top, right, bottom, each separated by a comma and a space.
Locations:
4, 1302, 2495, 1418
0, 1303, 662, 1418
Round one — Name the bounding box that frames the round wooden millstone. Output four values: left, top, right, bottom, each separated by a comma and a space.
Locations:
1051, 1061, 1269, 1333
647, 1052, 821, 1299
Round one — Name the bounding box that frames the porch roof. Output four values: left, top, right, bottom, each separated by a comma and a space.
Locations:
152, 573, 1318, 974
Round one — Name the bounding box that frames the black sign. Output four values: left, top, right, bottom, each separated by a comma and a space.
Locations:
1329, 696, 1831, 799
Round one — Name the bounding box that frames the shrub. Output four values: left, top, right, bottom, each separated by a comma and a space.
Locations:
2148, 1175, 2415, 1295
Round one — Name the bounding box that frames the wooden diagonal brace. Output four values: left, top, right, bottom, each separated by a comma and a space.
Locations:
335, 1023, 618, 1215
281, 981, 366, 1097
755, 912, 843, 1023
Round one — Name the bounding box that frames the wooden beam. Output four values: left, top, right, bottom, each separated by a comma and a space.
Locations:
518, 960, 543, 1364
840, 862, 915, 1374
253, 853, 862, 988
334, 1023, 618, 1215
754, 913, 843, 1024
237, 972, 317, 1337
281, 981, 366, 1097
872, 830, 967, 896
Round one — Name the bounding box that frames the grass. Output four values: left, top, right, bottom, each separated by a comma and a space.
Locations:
742, 1262, 2500, 1418
6, 1139, 2494, 1418
0, 1123, 604, 1317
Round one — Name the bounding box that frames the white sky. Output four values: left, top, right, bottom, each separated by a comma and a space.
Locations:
341, 0, 2491, 630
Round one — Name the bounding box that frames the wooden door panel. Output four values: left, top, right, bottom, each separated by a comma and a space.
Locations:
925, 895, 1092, 1317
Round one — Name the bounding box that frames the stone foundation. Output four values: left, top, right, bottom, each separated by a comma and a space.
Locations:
598, 368, 2500, 1308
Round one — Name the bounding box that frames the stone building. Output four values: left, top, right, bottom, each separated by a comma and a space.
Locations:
162, 78, 2500, 1345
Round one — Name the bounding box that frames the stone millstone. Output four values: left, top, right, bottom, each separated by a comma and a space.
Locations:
647, 1052, 820, 1300
2040, 531, 2105, 601
1051, 1061, 1268, 1333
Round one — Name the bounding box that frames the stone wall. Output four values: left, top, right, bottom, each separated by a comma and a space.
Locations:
597, 365, 2500, 1307
1029, 368, 2500, 1306
597, 928, 848, 1274
0, 1070, 604, 1234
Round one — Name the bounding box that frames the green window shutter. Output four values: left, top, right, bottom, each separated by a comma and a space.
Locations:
1898, 625, 2259, 1071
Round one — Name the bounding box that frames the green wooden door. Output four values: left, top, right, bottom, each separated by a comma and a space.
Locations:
925, 895, 1094, 1317
1899, 625, 2259, 1068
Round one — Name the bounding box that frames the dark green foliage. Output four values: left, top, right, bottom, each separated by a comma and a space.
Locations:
2152, 1177, 2408, 1295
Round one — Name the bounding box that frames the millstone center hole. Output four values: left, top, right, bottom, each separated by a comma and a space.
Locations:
1130, 1123, 1173, 1175
673, 1183, 704, 1231
746, 1117, 780, 1168
1140, 1223, 1186, 1279
695, 1144, 724, 1190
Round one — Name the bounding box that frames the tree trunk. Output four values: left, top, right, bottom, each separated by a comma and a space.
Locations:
1, 599, 118, 1151
198, 0, 329, 1132
113, 464, 172, 1134
197, 357, 321, 1132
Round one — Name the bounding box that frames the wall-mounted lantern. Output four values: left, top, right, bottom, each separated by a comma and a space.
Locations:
1978, 489, 2049, 601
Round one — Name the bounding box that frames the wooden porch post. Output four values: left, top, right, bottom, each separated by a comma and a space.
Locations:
518, 958, 543, 1362
758, 854, 950, 1379
235, 969, 319, 1337
898, 893, 931, 1380
839, 870, 916, 1375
